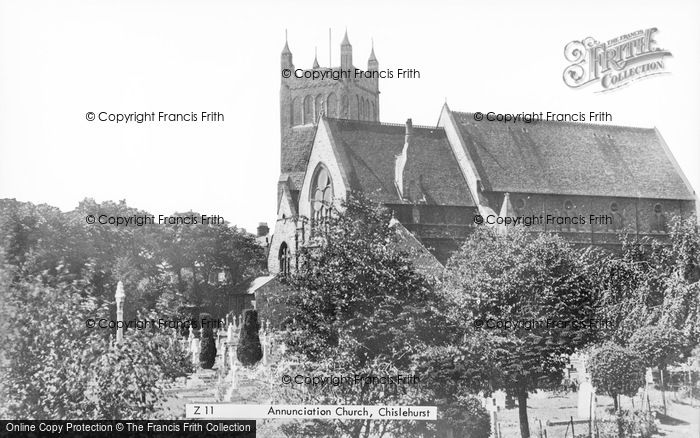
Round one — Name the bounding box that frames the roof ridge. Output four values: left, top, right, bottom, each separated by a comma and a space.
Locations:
325, 117, 440, 131
451, 110, 655, 131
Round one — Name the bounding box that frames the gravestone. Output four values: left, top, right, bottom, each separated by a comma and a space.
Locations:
578, 377, 595, 419
645, 367, 654, 384
493, 390, 506, 408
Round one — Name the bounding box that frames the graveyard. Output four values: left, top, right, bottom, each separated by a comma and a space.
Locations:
155, 314, 700, 438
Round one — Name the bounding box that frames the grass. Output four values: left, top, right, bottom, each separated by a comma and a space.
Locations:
494, 387, 699, 438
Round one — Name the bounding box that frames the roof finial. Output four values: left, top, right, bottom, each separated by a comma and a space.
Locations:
342, 28, 350, 45
313, 46, 320, 69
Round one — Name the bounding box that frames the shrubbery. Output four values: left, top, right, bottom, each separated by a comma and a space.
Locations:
441, 396, 491, 438
0, 272, 192, 419
237, 309, 263, 366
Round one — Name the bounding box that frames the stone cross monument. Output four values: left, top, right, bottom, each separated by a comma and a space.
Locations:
115, 281, 125, 343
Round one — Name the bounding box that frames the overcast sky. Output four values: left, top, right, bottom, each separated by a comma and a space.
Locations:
1, 0, 698, 232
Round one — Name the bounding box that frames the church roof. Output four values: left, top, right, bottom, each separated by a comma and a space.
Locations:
389, 217, 444, 278
452, 111, 696, 200
281, 125, 317, 174
325, 118, 475, 206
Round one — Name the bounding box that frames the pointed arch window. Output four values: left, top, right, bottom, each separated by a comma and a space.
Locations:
278, 242, 291, 276
291, 97, 301, 126
303, 95, 313, 124
327, 93, 338, 118
310, 165, 333, 230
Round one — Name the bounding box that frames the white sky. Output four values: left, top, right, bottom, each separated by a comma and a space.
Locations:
1, 0, 698, 232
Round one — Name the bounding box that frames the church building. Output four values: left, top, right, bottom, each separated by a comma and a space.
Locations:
267, 31, 697, 277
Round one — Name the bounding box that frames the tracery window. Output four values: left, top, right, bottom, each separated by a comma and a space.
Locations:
310, 165, 333, 232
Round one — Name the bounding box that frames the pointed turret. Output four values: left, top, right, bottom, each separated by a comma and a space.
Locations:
281, 30, 293, 70
367, 40, 378, 71
340, 29, 353, 70
313, 47, 320, 69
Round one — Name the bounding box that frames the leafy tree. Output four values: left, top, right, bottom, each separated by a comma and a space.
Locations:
415, 344, 494, 437
0, 266, 192, 419
0, 198, 266, 322
595, 216, 700, 347
273, 194, 445, 438
629, 325, 687, 370
629, 324, 687, 414
440, 227, 601, 438
588, 342, 645, 411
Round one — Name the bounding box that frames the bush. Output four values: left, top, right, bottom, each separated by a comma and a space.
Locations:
442, 396, 491, 438
237, 309, 263, 366
589, 343, 645, 411
597, 410, 657, 438
199, 313, 217, 369
0, 273, 193, 419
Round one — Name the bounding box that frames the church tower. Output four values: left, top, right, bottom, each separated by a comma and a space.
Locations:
279, 30, 381, 174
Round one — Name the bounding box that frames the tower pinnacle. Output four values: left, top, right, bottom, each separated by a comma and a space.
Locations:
368, 38, 378, 71
281, 29, 293, 69
340, 29, 352, 69
313, 47, 320, 69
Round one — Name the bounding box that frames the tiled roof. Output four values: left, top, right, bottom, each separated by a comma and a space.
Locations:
452, 111, 695, 200
325, 118, 475, 206
389, 218, 444, 278
282, 126, 317, 173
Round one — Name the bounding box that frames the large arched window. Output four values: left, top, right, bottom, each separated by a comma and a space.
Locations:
371, 101, 376, 121
327, 93, 338, 118
303, 95, 313, 124
278, 242, 290, 276
310, 165, 333, 226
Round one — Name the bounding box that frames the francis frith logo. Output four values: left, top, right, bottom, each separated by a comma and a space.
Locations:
563, 28, 672, 92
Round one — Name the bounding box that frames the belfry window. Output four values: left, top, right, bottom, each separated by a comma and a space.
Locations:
311, 165, 333, 227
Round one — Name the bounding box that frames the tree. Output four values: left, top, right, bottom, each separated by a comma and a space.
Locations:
273, 194, 447, 438
588, 342, 645, 411
237, 309, 263, 366
199, 313, 217, 369
629, 324, 687, 414
0, 266, 192, 419
440, 227, 601, 438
